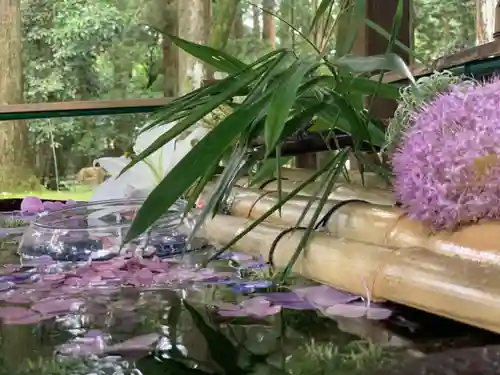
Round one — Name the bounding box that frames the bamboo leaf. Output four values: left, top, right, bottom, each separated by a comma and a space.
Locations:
278, 149, 349, 282
335, 0, 367, 57
333, 53, 415, 84
264, 60, 319, 153
125, 99, 268, 243
308, 0, 335, 35
182, 301, 241, 374
119, 65, 270, 178
187, 145, 248, 245
347, 76, 400, 99
167, 34, 248, 74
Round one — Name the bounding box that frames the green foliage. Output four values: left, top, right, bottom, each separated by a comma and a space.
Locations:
413, 0, 476, 63
21, 0, 164, 181
17, 0, 476, 187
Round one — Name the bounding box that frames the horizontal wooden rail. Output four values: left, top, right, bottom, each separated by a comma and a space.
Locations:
0, 98, 172, 121
381, 39, 500, 83
4, 40, 500, 123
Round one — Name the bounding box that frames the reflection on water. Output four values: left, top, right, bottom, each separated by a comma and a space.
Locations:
0, 236, 498, 374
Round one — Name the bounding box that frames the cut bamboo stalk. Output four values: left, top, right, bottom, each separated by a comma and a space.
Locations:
215, 187, 500, 265
277, 168, 389, 188
205, 214, 500, 334
236, 177, 395, 206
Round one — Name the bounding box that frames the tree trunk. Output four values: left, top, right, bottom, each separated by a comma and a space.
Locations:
163, 0, 179, 96
0, 0, 39, 191
232, 3, 244, 39
278, 0, 291, 47
252, 0, 261, 37
262, 0, 276, 47
206, 0, 241, 79
476, 0, 496, 44
177, 0, 208, 94
210, 0, 241, 49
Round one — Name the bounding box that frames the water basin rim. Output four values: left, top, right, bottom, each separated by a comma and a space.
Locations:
31, 198, 189, 231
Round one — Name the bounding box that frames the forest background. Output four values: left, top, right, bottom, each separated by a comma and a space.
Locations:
0, 0, 487, 194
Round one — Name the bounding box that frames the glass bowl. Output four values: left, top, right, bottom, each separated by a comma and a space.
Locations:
18, 199, 207, 262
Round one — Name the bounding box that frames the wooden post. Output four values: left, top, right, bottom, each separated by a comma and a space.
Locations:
353, 0, 412, 122
349, 0, 411, 172
494, 1, 500, 39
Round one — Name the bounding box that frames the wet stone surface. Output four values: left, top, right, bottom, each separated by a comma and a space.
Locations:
365, 345, 500, 375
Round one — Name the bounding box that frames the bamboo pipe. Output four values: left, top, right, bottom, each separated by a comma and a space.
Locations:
205, 215, 500, 334
214, 187, 500, 265
236, 177, 395, 206
276, 168, 390, 189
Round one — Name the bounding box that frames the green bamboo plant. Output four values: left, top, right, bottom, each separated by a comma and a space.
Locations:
122, 0, 415, 279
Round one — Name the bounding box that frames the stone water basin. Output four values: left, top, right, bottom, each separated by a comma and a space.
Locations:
0, 199, 499, 374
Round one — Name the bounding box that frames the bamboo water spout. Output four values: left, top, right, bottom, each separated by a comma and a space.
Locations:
205, 214, 500, 334
236, 177, 395, 206
206, 186, 500, 266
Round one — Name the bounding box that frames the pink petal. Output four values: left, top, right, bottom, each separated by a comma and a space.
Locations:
4, 291, 32, 304
324, 304, 367, 318
41, 274, 66, 283
242, 297, 281, 317
98, 270, 118, 279
135, 268, 154, 285
104, 333, 160, 353
4, 312, 44, 325
0, 282, 13, 292
0, 306, 33, 319
20, 196, 43, 213
31, 298, 83, 315
241, 296, 271, 309
366, 307, 392, 320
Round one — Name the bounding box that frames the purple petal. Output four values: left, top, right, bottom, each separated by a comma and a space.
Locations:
216, 302, 241, 311
218, 309, 248, 317
4, 291, 32, 304
20, 196, 43, 214
242, 297, 281, 317
259, 292, 315, 310
294, 285, 360, 307
0, 282, 13, 292
4, 312, 44, 325
232, 280, 273, 294
135, 268, 154, 285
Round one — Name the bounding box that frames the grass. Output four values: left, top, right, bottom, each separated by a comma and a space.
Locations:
0, 185, 92, 201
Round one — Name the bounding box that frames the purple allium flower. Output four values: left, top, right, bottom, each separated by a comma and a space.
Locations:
392, 77, 500, 230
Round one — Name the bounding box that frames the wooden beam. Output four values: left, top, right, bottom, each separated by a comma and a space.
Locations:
0, 98, 172, 121
381, 39, 500, 83
354, 0, 411, 121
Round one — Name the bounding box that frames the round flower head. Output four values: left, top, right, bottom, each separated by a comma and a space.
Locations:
391, 77, 500, 231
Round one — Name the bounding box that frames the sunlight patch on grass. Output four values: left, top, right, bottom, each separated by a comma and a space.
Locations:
0, 185, 93, 202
